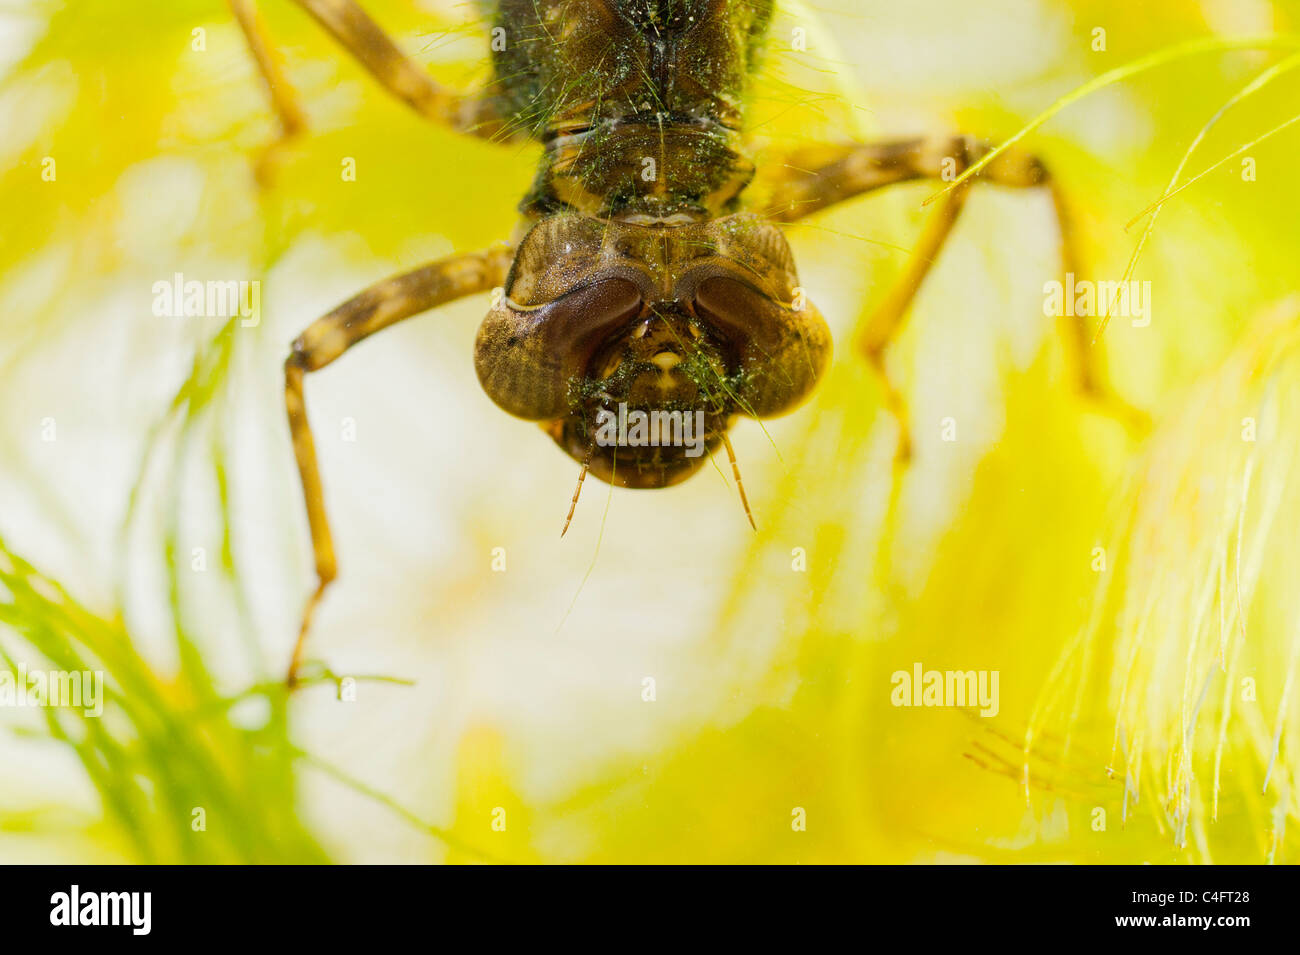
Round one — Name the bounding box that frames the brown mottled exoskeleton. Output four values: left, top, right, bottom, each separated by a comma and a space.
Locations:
230, 0, 1141, 682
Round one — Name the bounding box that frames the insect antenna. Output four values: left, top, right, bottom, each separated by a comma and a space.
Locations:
560, 438, 596, 538
720, 432, 757, 531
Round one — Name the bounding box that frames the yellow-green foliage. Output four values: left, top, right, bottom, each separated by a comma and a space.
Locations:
2, 0, 1299, 863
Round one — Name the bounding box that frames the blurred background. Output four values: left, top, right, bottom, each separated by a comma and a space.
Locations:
2, 0, 1299, 863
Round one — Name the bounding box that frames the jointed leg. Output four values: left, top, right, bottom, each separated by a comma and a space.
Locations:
857, 183, 972, 463
232, 0, 503, 163
287, 0, 500, 137
763, 136, 1020, 224
284, 245, 513, 685
1046, 185, 1148, 431
228, 0, 308, 183
765, 135, 1147, 444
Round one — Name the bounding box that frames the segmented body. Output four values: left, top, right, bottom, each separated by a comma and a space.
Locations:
487, 0, 774, 220
462, 0, 828, 491
275, 0, 1119, 678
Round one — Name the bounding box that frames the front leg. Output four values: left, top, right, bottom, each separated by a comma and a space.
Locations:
284, 245, 513, 686
288, 0, 502, 137
231, 0, 506, 170
764, 135, 1050, 224
764, 135, 1147, 455
228, 0, 308, 184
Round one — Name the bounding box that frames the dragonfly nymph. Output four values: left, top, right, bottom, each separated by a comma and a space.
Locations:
228, 0, 1137, 681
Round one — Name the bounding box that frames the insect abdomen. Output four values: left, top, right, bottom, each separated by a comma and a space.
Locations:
489, 0, 774, 218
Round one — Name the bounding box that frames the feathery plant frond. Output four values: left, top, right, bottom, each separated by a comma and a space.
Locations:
0, 530, 326, 863
1030, 297, 1300, 863
4, 0, 1300, 865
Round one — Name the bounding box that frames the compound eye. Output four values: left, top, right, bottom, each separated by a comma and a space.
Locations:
475, 278, 644, 420
506, 216, 612, 307
694, 274, 765, 324
693, 275, 831, 419
693, 274, 790, 348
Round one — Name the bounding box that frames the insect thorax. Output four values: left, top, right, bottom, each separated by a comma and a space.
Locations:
489, 0, 774, 219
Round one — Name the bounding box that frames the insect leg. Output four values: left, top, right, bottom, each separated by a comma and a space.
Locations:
765, 135, 1147, 438
286, 0, 501, 138
1046, 183, 1149, 431
861, 183, 971, 462
228, 0, 309, 184
283, 245, 513, 686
